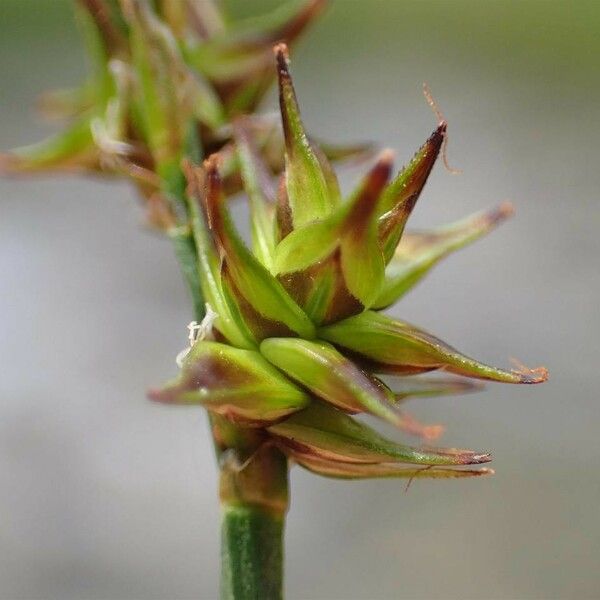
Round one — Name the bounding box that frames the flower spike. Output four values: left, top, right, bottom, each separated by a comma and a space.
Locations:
161, 45, 545, 483
5, 14, 548, 498
2, 0, 356, 226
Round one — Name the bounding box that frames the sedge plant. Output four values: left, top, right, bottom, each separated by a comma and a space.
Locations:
2, 1, 547, 598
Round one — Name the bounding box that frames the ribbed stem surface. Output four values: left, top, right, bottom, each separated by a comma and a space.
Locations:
218, 440, 289, 600
220, 504, 284, 600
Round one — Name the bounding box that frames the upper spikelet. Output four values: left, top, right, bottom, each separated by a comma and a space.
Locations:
149, 44, 547, 482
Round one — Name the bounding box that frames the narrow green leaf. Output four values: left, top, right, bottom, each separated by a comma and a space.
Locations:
374, 203, 515, 308
319, 310, 548, 384
0, 118, 98, 174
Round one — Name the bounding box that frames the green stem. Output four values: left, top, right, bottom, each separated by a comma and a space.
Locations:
170, 227, 205, 321
217, 431, 289, 600
220, 505, 284, 600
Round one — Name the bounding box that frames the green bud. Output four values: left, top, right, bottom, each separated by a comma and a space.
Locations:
260, 337, 403, 427
319, 310, 548, 383
148, 341, 310, 424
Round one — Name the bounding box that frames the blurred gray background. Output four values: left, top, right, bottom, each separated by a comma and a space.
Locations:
1, 1, 599, 598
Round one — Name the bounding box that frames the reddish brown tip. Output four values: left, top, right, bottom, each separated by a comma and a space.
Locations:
344, 152, 394, 229
498, 200, 516, 218
147, 387, 174, 404
510, 359, 549, 384
203, 152, 221, 173
472, 201, 515, 231
200, 154, 226, 241
377, 148, 396, 168
470, 453, 493, 464
203, 154, 223, 203
273, 42, 290, 63
429, 122, 447, 151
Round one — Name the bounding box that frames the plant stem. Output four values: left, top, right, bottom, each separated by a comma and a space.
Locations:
220, 504, 285, 600
217, 427, 289, 600
168, 219, 289, 598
